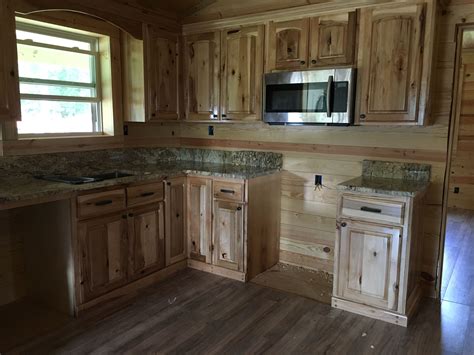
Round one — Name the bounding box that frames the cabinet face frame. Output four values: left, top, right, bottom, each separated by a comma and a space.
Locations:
127, 202, 165, 279
309, 11, 356, 67
336, 219, 402, 311
267, 18, 310, 71
212, 199, 245, 271
186, 177, 213, 263
165, 177, 187, 265
355, 3, 426, 125
0, 0, 21, 121
183, 31, 221, 121
144, 25, 180, 121
220, 25, 264, 121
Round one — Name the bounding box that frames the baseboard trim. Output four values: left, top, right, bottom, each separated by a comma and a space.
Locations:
331, 297, 408, 327
187, 260, 246, 282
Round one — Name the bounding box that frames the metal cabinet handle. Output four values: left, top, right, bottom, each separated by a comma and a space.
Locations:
311, 59, 317, 64
326, 75, 333, 118
94, 200, 113, 206
220, 189, 235, 194
237, 206, 242, 211
341, 222, 347, 227
222, 114, 227, 118
140, 192, 155, 197
360, 206, 382, 214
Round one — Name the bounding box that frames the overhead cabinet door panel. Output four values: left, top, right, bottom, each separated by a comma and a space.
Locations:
357, 4, 426, 124
145, 26, 179, 121
184, 31, 220, 121
221, 25, 264, 121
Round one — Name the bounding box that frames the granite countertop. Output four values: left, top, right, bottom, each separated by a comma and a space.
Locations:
0, 160, 280, 205
337, 176, 430, 197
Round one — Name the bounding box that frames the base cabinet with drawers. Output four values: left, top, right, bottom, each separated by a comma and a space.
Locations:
332, 191, 425, 327
74, 172, 280, 310
186, 174, 281, 281
75, 181, 168, 305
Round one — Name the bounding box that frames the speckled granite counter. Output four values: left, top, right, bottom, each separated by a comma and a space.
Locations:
0, 148, 282, 206
337, 160, 431, 197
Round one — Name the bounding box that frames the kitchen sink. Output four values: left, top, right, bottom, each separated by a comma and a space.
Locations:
34, 171, 134, 185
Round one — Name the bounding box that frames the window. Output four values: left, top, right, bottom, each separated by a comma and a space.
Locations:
16, 21, 103, 135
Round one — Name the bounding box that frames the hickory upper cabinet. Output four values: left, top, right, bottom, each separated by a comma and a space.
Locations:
183, 31, 220, 121
143, 25, 180, 121
0, 0, 21, 121
221, 25, 264, 121
268, 19, 309, 71
356, 4, 427, 125
267, 12, 356, 71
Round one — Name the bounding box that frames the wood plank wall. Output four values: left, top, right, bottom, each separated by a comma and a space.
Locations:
448, 27, 474, 210
127, 1, 474, 295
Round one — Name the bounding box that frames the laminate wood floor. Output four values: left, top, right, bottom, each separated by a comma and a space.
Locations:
11, 267, 472, 355
9, 208, 474, 354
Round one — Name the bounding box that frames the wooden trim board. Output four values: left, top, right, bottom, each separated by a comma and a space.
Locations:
187, 259, 246, 282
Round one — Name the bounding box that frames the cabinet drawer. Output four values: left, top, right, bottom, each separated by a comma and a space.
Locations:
77, 189, 126, 219
127, 182, 164, 207
213, 180, 244, 202
341, 195, 405, 225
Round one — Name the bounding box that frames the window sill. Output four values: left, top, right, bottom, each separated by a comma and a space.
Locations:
1, 134, 124, 156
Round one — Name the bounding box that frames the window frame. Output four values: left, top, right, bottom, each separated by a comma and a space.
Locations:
15, 20, 106, 137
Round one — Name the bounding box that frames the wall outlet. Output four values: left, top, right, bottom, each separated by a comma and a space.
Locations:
208, 126, 214, 136
454, 187, 460, 194
315, 175, 323, 186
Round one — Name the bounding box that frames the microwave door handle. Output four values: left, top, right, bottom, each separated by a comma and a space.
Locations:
326, 75, 333, 118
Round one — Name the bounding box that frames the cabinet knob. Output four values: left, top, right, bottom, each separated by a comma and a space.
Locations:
360, 114, 366, 119
128, 213, 134, 217
341, 222, 347, 227
237, 206, 242, 211
311, 59, 317, 64
10, 69, 15, 77
300, 60, 306, 65
176, 213, 180, 218
222, 114, 227, 118
167, 182, 171, 186
213, 114, 218, 118
222, 253, 227, 258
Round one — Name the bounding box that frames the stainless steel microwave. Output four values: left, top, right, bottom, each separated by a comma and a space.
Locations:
263, 68, 356, 125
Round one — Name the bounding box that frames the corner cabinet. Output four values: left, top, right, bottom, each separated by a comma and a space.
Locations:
332, 192, 426, 327
0, 0, 21, 121
356, 3, 428, 125
165, 177, 187, 265
187, 174, 281, 281
143, 25, 180, 121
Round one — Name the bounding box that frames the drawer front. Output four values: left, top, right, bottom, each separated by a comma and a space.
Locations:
213, 180, 244, 202
341, 195, 405, 225
127, 182, 164, 207
77, 189, 126, 219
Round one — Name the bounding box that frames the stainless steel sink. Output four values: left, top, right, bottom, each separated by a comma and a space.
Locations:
34, 171, 134, 185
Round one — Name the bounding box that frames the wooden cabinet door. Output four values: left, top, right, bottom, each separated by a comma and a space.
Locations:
183, 31, 220, 121
356, 4, 426, 124
221, 25, 264, 121
337, 220, 402, 311
144, 25, 179, 121
187, 177, 212, 263
128, 202, 165, 279
267, 19, 309, 71
212, 200, 244, 271
165, 177, 186, 265
77, 214, 128, 303
309, 12, 356, 67
0, 0, 21, 121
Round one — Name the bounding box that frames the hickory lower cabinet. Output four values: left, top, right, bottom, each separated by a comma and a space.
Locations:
332, 192, 425, 327
74, 179, 184, 312
186, 174, 281, 282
